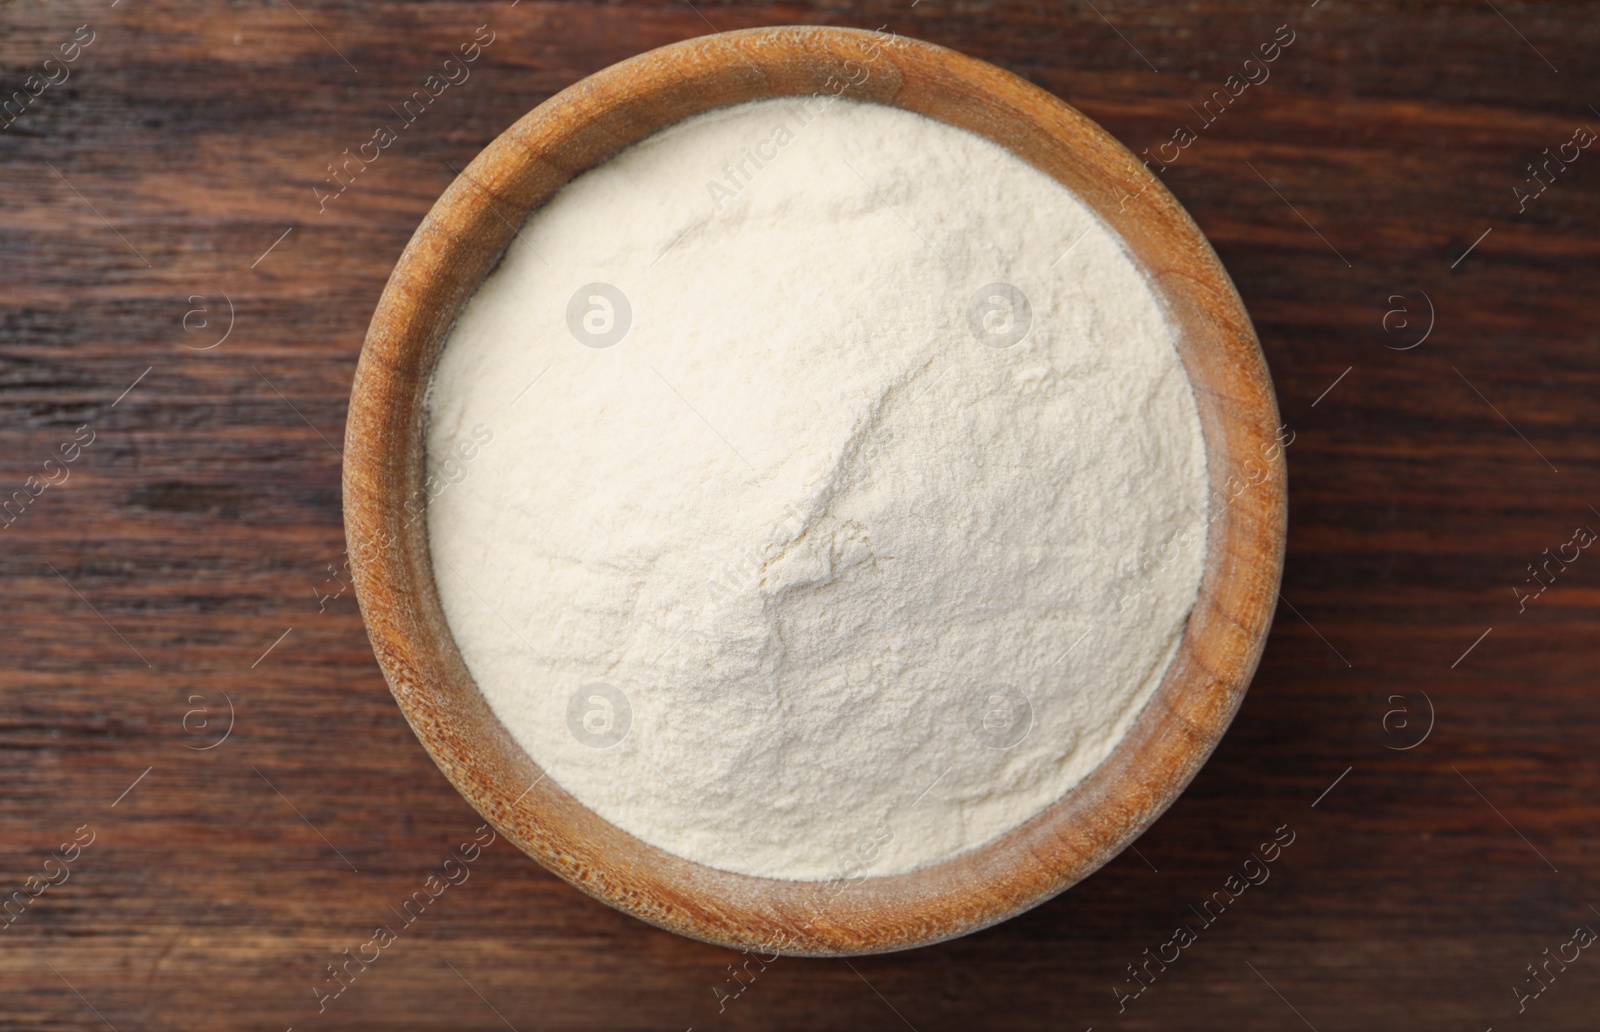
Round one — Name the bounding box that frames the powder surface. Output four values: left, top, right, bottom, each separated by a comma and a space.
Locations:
425, 98, 1208, 881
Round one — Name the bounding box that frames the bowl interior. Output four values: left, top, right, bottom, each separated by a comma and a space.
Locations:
343, 24, 1286, 956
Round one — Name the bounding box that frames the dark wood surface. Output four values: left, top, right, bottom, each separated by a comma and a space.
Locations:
2, 1, 1597, 1029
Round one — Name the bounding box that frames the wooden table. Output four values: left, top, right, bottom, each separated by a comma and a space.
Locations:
2, 1, 1596, 1028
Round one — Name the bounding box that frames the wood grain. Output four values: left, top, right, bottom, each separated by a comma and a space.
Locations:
2, 0, 1598, 1027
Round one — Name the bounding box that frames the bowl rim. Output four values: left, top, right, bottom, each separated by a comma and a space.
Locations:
344, 23, 1287, 957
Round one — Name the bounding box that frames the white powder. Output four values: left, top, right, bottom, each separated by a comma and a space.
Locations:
425, 98, 1207, 881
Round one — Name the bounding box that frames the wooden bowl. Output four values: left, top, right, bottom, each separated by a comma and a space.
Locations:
344, 24, 1286, 956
